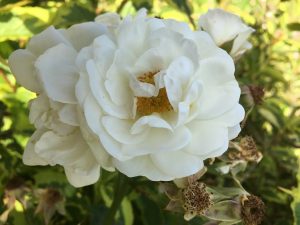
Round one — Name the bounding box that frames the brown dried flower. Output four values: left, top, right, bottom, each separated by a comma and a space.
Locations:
229, 136, 262, 163
182, 182, 212, 220
248, 85, 264, 105
241, 195, 265, 225
242, 85, 265, 106
35, 188, 65, 225
0, 177, 30, 223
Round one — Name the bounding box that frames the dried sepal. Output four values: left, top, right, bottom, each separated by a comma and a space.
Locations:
228, 137, 263, 163
159, 182, 181, 200
204, 200, 241, 223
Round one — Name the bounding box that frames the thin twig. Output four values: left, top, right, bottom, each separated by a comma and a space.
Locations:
0, 69, 16, 92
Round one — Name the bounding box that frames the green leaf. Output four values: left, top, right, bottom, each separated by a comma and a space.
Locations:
287, 23, 300, 31
132, 0, 153, 10
136, 196, 164, 225
52, 2, 95, 27
121, 197, 134, 225
294, 202, 300, 225
0, 7, 51, 41
258, 107, 281, 128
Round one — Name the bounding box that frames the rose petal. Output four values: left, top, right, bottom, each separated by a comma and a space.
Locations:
86, 59, 131, 119
102, 116, 149, 144
151, 151, 204, 178
186, 121, 228, 156
58, 104, 79, 126
95, 12, 121, 27
8, 49, 41, 92
64, 164, 100, 187
130, 115, 172, 134
197, 52, 235, 87
35, 44, 78, 103
60, 22, 107, 51
230, 28, 254, 57
198, 9, 247, 46
164, 56, 195, 109
228, 125, 241, 140
23, 129, 48, 166
27, 26, 70, 55
196, 81, 241, 120
212, 104, 245, 127
121, 126, 191, 157
113, 156, 172, 181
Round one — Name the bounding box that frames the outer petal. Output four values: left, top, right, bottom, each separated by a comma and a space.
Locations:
26, 26, 70, 55
230, 28, 254, 57
113, 156, 172, 181
212, 104, 245, 127
121, 126, 191, 157
95, 12, 121, 27
65, 164, 100, 187
198, 9, 247, 45
35, 44, 78, 104
228, 125, 241, 140
197, 52, 235, 87
23, 129, 48, 166
34, 130, 100, 187
196, 81, 241, 120
82, 94, 131, 161
8, 50, 41, 92
186, 121, 228, 156
59, 22, 108, 51
29, 94, 50, 126
151, 151, 204, 178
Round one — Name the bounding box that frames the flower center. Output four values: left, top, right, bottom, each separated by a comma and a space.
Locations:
136, 72, 173, 116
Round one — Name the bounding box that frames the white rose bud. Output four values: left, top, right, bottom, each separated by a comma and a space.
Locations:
198, 9, 254, 60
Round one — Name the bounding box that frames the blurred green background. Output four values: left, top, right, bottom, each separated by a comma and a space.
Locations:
0, 0, 299, 224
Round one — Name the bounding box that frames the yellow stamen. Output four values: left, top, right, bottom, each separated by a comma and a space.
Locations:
136, 72, 173, 116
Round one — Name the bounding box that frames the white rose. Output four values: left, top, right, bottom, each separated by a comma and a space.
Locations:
76, 9, 245, 181
198, 9, 254, 59
9, 22, 113, 187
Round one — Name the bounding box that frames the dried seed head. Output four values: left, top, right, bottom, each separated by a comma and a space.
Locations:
229, 136, 262, 163
241, 195, 265, 225
248, 85, 264, 105
182, 182, 212, 216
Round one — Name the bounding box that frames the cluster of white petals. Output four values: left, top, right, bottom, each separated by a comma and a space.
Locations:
9, 9, 250, 187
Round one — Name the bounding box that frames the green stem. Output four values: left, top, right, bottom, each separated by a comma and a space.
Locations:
103, 173, 129, 225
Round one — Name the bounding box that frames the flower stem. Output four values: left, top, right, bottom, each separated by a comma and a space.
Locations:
103, 173, 129, 225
